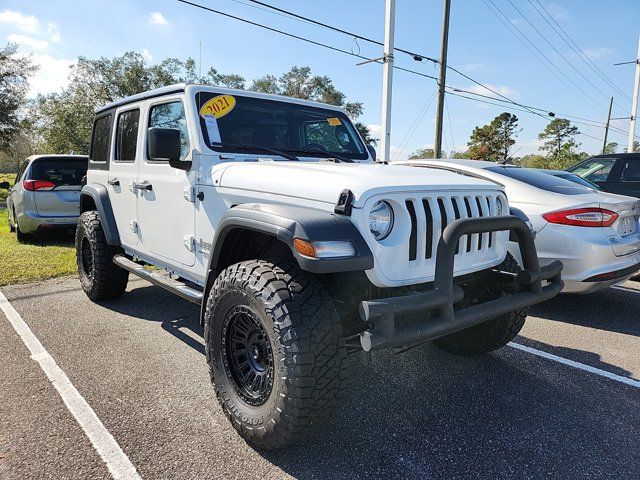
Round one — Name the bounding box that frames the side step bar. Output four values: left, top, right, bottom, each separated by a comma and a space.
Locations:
113, 254, 203, 304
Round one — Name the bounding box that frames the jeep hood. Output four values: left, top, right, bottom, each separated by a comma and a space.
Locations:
215, 162, 502, 207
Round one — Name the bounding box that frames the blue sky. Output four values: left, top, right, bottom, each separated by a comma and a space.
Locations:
1, 0, 638, 158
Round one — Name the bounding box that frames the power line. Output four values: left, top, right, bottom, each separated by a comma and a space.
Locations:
531, 0, 631, 103
505, 0, 611, 102
481, 0, 607, 114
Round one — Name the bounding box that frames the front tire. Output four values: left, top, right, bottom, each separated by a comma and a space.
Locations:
75, 211, 128, 301
434, 254, 527, 356
205, 260, 346, 450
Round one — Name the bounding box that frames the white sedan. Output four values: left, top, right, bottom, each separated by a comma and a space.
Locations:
399, 159, 640, 293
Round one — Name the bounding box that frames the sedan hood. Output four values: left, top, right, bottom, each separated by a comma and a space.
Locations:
215, 161, 502, 207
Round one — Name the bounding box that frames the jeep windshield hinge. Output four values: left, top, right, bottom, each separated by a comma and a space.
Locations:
183, 187, 196, 203
184, 235, 196, 251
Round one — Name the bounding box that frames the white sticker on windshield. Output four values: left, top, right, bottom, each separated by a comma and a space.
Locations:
204, 114, 222, 145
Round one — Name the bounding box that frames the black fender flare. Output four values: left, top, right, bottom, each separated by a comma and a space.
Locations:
200, 203, 374, 323
79, 184, 120, 246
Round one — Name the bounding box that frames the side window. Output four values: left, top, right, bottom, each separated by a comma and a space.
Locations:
621, 160, 640, 182
148, 101, 189, 161
570, 158, 616, 183
16, 160, 28, 183
90, 114, 112, 163
115, 109, 140, 162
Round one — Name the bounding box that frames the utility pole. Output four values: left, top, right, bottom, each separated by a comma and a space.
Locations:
434, 0, 451, 159
602, 96, 613, 154
379, 0, 396, 163
629, 35, 640, 153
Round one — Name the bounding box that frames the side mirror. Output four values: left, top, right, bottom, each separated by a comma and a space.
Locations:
0, 181, 10, 190
366, 144, 377, 162
147, 127, 191, 171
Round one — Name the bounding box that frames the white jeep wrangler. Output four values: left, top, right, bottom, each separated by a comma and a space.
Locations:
76, 83, 563, 449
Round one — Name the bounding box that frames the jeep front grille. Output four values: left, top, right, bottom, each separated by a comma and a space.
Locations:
405, 194, 501, 262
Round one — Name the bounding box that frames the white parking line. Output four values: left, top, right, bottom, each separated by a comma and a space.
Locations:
611, 285, 640, 294
0, 290, 141, 480
509, 342, 640, 388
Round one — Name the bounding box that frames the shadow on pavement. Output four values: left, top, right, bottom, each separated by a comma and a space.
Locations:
529, 285, 640, 338
97, 281, 640, 478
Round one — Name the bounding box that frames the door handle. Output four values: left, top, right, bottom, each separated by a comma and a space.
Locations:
134, 181, 153, 191
107, 178, 120, 187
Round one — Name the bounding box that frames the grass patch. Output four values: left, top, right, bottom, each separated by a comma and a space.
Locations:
0, 174, 14, 202
0, 208, 77, 286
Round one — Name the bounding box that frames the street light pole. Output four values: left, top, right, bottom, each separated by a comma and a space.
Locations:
434, 0, 451, 159
629, 35, 640, 153
603, 96, 613, 154
379, 0, 396, 163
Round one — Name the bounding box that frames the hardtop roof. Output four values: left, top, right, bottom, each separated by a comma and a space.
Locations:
95, 83, 348, 115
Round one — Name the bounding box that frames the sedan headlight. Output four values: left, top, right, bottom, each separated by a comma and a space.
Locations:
369, 200, 394, 240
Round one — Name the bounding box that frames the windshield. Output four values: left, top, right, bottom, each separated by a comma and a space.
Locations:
195, 91, 368, 160
486, 166, 595, 195
553, 172, 600, 189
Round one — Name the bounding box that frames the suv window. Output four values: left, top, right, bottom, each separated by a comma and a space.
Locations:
115, 109, 140, 162
90, 114, 112, 163
568, 158, 616, 183
16, 159, 29, 183
621, 160, 640, 181
148, 101, 189, 161
29, 158, 88, 186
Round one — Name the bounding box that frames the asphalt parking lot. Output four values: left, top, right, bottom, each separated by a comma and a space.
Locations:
1, 275, 639, 480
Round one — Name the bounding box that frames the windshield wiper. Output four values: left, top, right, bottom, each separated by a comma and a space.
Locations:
226, 145, 299, 161
291, 149, 355, 163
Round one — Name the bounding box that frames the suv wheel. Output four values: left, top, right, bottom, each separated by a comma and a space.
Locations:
76, 211, 128, 301
204, 259, 347, 450
434, 253, 527, 356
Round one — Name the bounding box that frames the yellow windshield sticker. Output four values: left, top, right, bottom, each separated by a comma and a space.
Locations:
199, 95, 236, 119
327, 117, 342, 126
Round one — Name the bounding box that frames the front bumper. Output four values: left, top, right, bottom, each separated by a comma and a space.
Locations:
358, 216, 564, 351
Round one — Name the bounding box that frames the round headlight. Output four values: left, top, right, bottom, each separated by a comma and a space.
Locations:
369, 200, 394, 240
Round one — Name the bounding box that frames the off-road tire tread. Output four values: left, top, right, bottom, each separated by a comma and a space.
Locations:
434, 254, 527, 356
76, 211, 128, 301
204, 259, 346, 450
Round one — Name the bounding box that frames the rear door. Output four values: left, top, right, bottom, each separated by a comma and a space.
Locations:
611, 159, 640, 199
29, 157, 87, 217
108, 106, 142, 247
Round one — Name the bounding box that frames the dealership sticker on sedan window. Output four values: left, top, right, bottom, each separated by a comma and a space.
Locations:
327, 117, 342, 126
199, 95, 236, 119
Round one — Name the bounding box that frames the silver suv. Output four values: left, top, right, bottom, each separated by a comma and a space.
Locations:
5, 154, 88, 241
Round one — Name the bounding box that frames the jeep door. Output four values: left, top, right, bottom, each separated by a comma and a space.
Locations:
109, 107, 141, 246
136, 96, 196, 266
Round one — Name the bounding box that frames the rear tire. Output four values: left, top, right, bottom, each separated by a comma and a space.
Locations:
204, 259, 347, 450
15, 219, 29, 243
8, 209, 15, 233
76, 211, 128, 301
434, 254, 527, 356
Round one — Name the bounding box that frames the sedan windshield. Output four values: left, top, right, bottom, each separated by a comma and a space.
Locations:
195, 91, 368, 160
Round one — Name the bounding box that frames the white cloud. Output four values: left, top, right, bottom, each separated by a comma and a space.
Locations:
47, 23, 61, 42
583, 47, 612, 60
148, 11, 169, 26
367, 123, 382, 138
0, 9, 39, 33
7, 33, 48, 50
26, 54, 75, 96
546, 3, 568, 20
141, 48, 153, 63
465, 83, 520, 100
462, 63, 487, 72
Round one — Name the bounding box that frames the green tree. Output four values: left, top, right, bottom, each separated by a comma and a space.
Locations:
467, 112, 519, 161
538, 118, 580, 169
603, 142, 618, 154
408, 147, 447, 159
0, 43, 37, 152
624, 140, 639, 153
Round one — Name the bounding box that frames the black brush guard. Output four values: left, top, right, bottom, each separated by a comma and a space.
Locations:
359, 216, 563, 351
